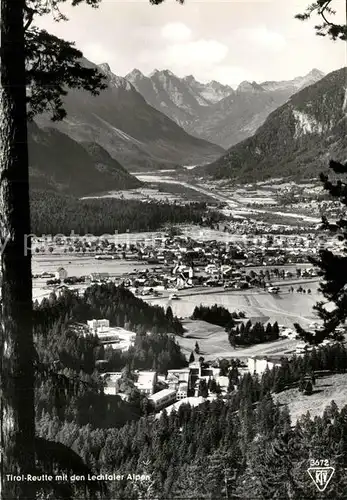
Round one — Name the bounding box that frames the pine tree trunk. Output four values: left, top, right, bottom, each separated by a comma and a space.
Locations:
0, 0, 36, 498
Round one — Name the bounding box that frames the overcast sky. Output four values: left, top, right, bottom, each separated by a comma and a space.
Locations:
37, 0, 346, 86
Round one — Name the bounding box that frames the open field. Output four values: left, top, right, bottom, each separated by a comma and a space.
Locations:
274, 373, 347, 423
124, 172, 322, 226
33, 226, 246, 250
32, 255, 159, 278
155, 182, 216, 203
176, 319, 298, 362
147, 285, 320, 328
82, 186, 183, 204
85, 173, 218, 204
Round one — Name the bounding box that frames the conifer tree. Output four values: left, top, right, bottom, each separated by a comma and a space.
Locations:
296, 0, 347, 41
293, 3, 347, 344
165, 305, 173, 322
0, 0, 184, 498
198, 379, 208, 398
295, 159, 347, 344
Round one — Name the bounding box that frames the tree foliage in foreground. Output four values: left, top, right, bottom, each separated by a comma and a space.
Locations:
294, 1, 347, 344
37, 394, 347, 499
295, 160, 347, 344
24, 0, 107, 121
296, 0, 347, 41
0, 0, 183, 498
24, 0, 186, 121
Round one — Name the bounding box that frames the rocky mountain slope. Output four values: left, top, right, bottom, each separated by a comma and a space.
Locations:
197, 67, 347, 182
126, 68, 234, 128
126, 68, 325, 149
35, 60, 224, 172
28, 122, 142, 195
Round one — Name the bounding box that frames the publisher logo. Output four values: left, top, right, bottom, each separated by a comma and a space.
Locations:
307, 466, 335, 492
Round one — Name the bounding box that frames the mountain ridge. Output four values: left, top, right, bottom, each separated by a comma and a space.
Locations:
28, 121, 142, 195
34, 58, 224, 173
125, 67, 326, 148
196, 67, 347, 182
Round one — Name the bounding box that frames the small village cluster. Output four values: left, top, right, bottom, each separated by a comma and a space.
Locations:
85, 319, 341, 416
30, 231, 335, 301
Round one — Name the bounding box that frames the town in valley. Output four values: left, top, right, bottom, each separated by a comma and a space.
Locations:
5, 0, 347, 498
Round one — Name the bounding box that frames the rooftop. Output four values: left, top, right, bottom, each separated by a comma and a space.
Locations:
149, 389, 176, 403
167, 368, 190, 373
156, 396, 217, 417
102, 372, 122, 384
136, 371, 157, 387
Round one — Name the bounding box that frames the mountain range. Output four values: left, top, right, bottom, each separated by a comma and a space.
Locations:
34, 59, 224, 174
29, 59, 342, 194
125, 68, 325, 148
198, 67, 347, 182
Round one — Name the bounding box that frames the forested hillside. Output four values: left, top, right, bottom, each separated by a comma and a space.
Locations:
33, 303, 347, 500
34, 285, 185, 429
30, 190, 222, 235
28, 122, 142, 195
199, 67, 347, 182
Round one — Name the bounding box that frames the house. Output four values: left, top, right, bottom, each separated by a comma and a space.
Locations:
55, 284, 78, 297
188, 361, 202, 387
295, 342, 313, 354
101, 372, 122, 396
134, 371, 157, 396
149, 388, 176, 411
90, 272, 110, 282
247, 356, 282, 375
214, 376, 229, 393
176, 382, 188, 400
87, 319, 110, 333
166, 373, 180, 391
167, 368, 190, 385
55, 267, 68, 280
201, 365, 217, 378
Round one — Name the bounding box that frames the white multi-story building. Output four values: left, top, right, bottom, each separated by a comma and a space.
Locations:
149, 389, 176, 411
87, 319, 110, 333
176, 382, 188, 400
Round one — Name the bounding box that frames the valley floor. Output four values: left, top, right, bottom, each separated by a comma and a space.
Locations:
146, 283, 320, 329
177, 318, 298, 361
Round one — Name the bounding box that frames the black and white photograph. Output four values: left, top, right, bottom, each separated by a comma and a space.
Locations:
0, 0, 346, 498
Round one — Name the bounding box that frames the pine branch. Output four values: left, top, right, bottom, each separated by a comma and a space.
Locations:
329, 159, 347, 174
295, 0, 347, 40
34, 358, 102, 396
25, 27, 107, 121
